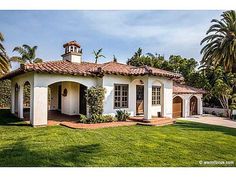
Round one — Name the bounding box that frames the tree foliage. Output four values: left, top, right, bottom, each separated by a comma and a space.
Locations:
93, 48, 105, 64
200, 10, 236, 73
0, 80, 11, 108
0, 32, 10, 77
10, 44, 43, 64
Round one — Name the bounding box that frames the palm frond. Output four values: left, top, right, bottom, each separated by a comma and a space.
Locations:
33, 58, 43, 63
9, 56, 26, 64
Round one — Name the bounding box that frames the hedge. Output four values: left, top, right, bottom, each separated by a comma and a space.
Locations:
0, 80, 11, 108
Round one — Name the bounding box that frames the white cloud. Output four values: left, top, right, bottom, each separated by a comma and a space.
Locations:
80, 11, 213, 59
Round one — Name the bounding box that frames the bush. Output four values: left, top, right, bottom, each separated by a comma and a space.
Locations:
212, 111, 216, 115
86, 86, 105, 115
218, 113, 224, 117
115, 110, 130, 121
79, 114, 88, 124
78, 114, 116, 124
0, 80, 11, 108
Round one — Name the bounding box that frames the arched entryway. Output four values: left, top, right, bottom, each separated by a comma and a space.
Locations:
190, 96, 198, 115
173, 96, 183, 118
14, 83, 19, 114
23, 81, 31, 121
48, 81, 88, 122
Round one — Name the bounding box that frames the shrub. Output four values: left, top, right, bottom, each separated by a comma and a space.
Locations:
86, 86, 105, 115
218, 113, 224, 117
102, 115, 117, 122
212, 111, 216, 115
78, 114, 116, 124
115, 110, 130, 121
79, 114, 88, 124
0, 80, 11, 108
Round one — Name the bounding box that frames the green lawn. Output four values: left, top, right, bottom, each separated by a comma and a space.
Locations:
0, 109, 235, 167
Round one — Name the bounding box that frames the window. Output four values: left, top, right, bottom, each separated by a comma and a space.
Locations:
114, 84, 129, 108
152, 86, 161, 105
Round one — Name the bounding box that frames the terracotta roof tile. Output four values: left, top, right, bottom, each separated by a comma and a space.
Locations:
63, 41, 81, 48
89, 61, 181, 78
173, 82, 206, 94
0, 60, 182, 80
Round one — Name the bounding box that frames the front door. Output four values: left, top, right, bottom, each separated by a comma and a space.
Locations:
136, 85, 144, 115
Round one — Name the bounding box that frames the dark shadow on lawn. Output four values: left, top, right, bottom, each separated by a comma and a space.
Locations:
0, 141, 101, 167
175, 121, 236, 137
0, 109, 29, 126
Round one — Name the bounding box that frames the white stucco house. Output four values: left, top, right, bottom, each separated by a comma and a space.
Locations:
0, 41, 205, 126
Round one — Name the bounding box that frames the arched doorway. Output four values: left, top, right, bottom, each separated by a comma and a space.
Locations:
23, 81, 31, 121
14, 83, 19, 114
173, 96, 183, 118
48, 81, 88, 118
190, 96, 198, 115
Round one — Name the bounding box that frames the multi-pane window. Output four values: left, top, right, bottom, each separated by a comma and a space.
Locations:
114, 84, 128, 108
152, 86, 161, 105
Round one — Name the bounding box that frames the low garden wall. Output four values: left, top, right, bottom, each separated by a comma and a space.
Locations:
203, 107, 228, 117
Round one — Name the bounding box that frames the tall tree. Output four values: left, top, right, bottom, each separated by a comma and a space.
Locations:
10, 44, 43, 64
113, 55, 117, 62
0, 32, 10, 76
200, 10, 236, 73
93, 48, 105, 64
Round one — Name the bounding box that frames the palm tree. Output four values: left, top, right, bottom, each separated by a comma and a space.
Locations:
113, 55, 117, 62
0, 32, 10, 76
200, 10, 236, 73
10, 44, 43, 64
93, 48, 105, 64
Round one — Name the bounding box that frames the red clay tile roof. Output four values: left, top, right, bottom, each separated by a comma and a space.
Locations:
89, 61, 182, 78
63, 40, 81, 48
0, 60, 182, 80
173, 82, 206, 94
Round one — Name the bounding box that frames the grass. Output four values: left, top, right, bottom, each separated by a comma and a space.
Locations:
0, 109, 236, 167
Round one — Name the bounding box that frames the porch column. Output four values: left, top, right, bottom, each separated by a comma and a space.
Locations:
31, 86, 48, 126
18, 83, 24, 119
10, 82, 15, 114
183, 98, 188, 118
144, 77, 152, 120
162, 81, 173, 118
198, 96, 203, 115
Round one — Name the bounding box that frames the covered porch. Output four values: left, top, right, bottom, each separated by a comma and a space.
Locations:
10, 72, 96, 127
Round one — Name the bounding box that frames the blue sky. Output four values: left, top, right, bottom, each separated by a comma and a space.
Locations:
0, 10, 222, 67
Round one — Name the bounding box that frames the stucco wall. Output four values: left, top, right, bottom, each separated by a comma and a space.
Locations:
61, 82, 80, 115
103, 75, 132, 116
203, 107, 228, 117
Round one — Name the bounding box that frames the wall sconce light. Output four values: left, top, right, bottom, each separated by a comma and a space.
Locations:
62, 88, 68, 97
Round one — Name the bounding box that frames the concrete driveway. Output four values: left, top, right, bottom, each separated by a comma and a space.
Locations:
178, 115, 236, 129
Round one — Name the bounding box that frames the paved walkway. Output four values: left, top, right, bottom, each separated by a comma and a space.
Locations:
178, 115, 236, 129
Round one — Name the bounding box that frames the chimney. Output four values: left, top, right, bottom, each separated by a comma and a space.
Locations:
61, 40, 82, 63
